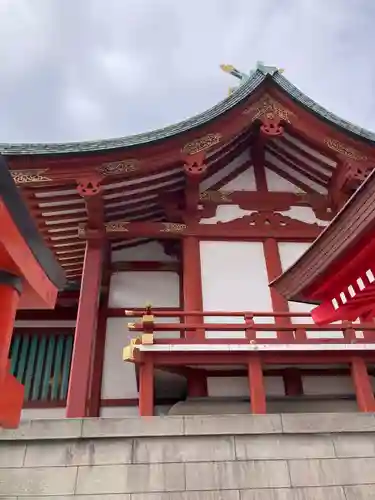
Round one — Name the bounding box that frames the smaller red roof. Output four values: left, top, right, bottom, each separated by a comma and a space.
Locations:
270, 166, 375, 324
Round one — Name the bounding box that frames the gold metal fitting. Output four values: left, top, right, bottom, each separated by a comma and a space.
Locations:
141, 333, 154, 345
124, 310, 134, 316
128, 323, 135, 330
142, 314, 154, 323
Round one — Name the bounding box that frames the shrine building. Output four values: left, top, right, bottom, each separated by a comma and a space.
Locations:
5, 62, 375, 420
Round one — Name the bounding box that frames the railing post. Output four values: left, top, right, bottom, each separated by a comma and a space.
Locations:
248, 354, 266, 414
139, 358, 154, 416
351, 356, 375, 412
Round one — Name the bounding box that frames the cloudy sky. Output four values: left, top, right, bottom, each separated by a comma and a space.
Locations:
1, 0, 374, 144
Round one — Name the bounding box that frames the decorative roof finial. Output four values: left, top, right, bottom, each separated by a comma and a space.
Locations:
220, 61, 284, 95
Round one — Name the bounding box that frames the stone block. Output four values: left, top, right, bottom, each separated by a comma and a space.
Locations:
82, 416, 184, 438
289, 457, 375, 487
133, 435, 235, 463
345, 485, 375, 499
281, 413, 375, 434
235, 434, 335, 460
131, 492, 240, 500
19, 496, 130, 500
184, 414, 282, 436
76, 463, 185, 495
241, 487, 346, 499
0, 466, 77, 496
24, 438, 132, 467
0, 418, 82, 441
185, 460, 290, 490
0, 443, 25, 467
333, 433, 375, 457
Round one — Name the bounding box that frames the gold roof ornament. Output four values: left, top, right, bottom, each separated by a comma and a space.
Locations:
220, 61, 285, 95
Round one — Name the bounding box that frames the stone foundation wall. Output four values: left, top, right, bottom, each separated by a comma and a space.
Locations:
1, 413, 375, 498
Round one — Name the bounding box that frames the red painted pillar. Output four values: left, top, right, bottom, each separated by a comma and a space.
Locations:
0, 272, 24, 427
182, 236, 204, 341
66, 241, 103, 418
283, 368, 304, 396
248, 355, 267, 414
187, 369, 208, 398
262, 238, 291, 343
139, 358, 154, 416
351, 356, 375, 412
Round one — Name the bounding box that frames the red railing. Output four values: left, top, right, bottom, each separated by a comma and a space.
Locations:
125, 309, 375, 345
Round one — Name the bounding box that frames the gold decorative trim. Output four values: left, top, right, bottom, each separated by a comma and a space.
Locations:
160, 222, 187, 233
97, 160, 138, 176
105, 221, 129, 232
141, 333, 154, 345
11, 169, 53, 184
324, 138, 367, 161
243, 94, 294, 123
182, 133, 222, 155
200, 190, 233, 202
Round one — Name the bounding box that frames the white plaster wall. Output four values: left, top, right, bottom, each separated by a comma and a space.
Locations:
200, 241, 276, 339
265, 167, 303, 193
279, 206, 329, 226
111, 241, 176, 262
102, 317, 181, 401
200, 149, 250, 191
303, 376, 354, 396
219, 167, 256, 191
109, 271, 180, 308
200, 205, 254, 225
207, 376, 284, 397
21, 408, 66, 420
102, 318, 138, 399
278, 242, 348, 340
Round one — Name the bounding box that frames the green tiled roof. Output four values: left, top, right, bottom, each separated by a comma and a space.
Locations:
1, 68, 374, 156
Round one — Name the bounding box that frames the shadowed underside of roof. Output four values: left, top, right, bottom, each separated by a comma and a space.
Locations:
1, 68, 375, 156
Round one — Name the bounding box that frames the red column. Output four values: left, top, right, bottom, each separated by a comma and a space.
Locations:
0, 272, 24, 428
283, 368, 304, 396
66, 241, 103, 418
139, 358, 154, 416
248, 355, 267, 414
187, 369, 208, 398
182, 236, 204, 341
262, 238, 292, 343
351, 356, 375, 412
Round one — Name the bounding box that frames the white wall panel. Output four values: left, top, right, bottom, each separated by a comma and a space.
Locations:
278, 242, 342, 338
102, 317, 181, 401
280, 206, 329, 226
219, 167, 256, 191
200, 149, 250, 191
111, 241, 176, 262
200, 206, 254, 225
109, 271, 180, 308
102, 318, 138, 399
200, 241, 275, 339
21, 408, 66, 420
265, 168, 303, 193
207, 376, 284, 397
303, 376, 354, 396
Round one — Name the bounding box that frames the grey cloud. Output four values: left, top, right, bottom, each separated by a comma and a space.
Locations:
0, 0, 374, 143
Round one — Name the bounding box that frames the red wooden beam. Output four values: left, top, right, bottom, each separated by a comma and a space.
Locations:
81, 220, 322, 241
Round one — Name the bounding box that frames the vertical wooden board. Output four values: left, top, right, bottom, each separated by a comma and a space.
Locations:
41, 336, 56, 400
60, 335, 73, 400
31, 335, 47, 400
9, 334, 21, 375
51, 335, 64, 400
23, 335, 38, 400
17, 335, 30, 385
